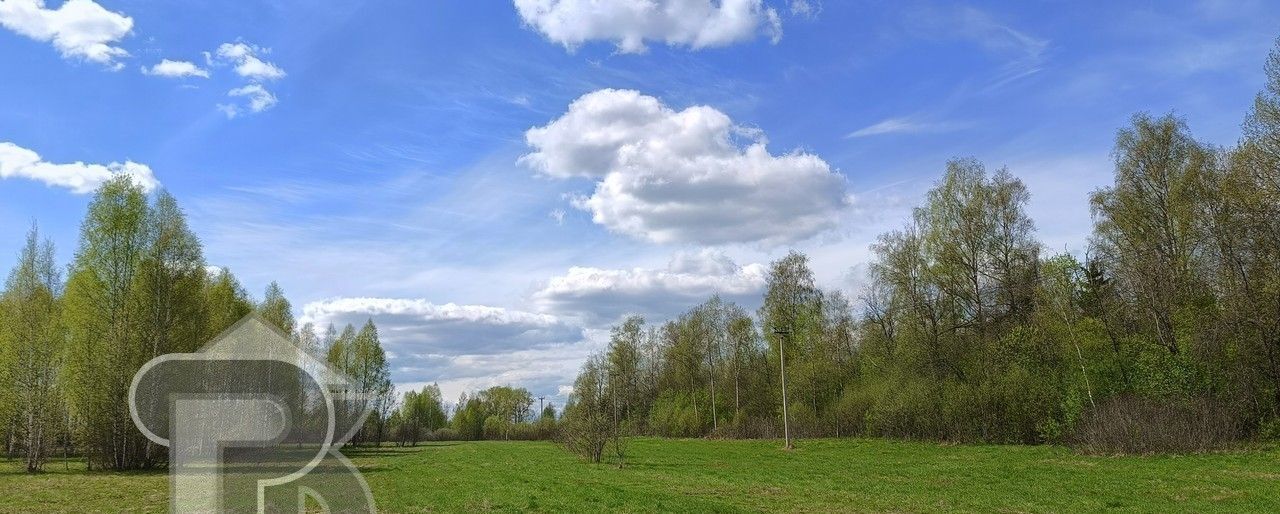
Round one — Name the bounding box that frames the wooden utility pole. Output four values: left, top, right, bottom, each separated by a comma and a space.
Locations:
773, 327, 793, 450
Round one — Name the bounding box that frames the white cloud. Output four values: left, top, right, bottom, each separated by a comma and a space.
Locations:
300, 298, 584, 355
226, 84, 278, 114
790, 0, 820, 19
397, 341, 597, 406
299, 297, 594, 402
905, 6, 1048, 90
214, 42, 285, 81
846, 117, 967, 138
521, 89, 850, 245
211, 42, 285, 118
513, 0, 782, 53
533, 249, 767, 324
141, 58, 209, 78
0, 141, 158, 194
0, 0, 133, 69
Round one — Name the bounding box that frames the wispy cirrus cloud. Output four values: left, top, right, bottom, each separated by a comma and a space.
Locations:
846, 117, 968, 138
789, 0, 821, 19
904, 5, 1049, 91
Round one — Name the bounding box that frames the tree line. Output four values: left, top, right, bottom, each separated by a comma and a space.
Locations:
0, 177, 398, 472
561, 39, 1280, 458
381, 384, 560, 446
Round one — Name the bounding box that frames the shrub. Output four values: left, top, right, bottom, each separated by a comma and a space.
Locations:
428, 428, 459, 441
1070, 395, 1242, 454
648, 392, 703, 437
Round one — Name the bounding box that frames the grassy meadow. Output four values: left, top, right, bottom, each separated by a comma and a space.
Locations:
1, 438, 1278, 513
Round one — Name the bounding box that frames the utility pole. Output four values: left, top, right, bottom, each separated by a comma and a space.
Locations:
773, 326, 793, 450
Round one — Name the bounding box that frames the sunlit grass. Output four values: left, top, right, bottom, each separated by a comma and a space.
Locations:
2, 438, 1279, 512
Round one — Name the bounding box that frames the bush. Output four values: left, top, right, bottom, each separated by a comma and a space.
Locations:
1257, 417, 1280, 441
482, 415, 509, 440
428, 428, 459, 441
711, 412, 777, 439
1070, 395, 1242, 454
648, 392, 703, 437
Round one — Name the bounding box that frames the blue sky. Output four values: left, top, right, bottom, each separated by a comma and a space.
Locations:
2, 0, 1278, 405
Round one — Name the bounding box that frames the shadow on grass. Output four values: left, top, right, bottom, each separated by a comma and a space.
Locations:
345, 443, 461, 454
0, 458, 168, 478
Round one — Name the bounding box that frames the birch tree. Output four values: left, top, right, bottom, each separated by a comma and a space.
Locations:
0, 225, 65, 471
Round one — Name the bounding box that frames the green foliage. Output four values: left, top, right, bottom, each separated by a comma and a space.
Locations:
349, 320, 394, 444
0, 224, 66, 471
62, 176, 156, 470
256, 281, 294, 334
647, 391, 703, 437
2, 178, 310, 471
394, 384, 447, 445
555, 44, 1280, 449
449, 385, 539, 441
202, 267, 252, 340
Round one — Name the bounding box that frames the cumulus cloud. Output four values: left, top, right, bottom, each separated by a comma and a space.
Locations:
0, 141, 158, 194
210, 41, 285, 117
533, 249, 767, 324
394, 340, 597, 406
141, 58, 208, 78
521, 89, 850, 245
221, 84, 278, 117
0, 0, 133, 69
300, 297, 594, 403
513, 0, 782, 53
300, 298, 584, 355
214, 42, 285, 81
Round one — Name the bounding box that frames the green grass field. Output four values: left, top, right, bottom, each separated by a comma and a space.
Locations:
2, 438, 1279, 512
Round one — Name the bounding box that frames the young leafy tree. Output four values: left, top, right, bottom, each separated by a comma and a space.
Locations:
758, 252, 823, 437
326, 323, 357, 373
725, 304, 762, 421
257, 281, 295, 335
62, 176, 152, 470
562, 356, 611, 463
202, 267, 253, 340
349, 320, 393, 445
452, 393, 484, 440
396, 384, 445, 445
1215, 39, 1280, 418
133, 190, 207, 358
606, 316, 643, 428
0, 225, 65, 471
1090, 114, 1213, 359
418, 383, 447, 433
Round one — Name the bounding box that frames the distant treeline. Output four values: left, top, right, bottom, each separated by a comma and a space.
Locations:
561, 40, 1280, 458
383, 384, 560, 446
